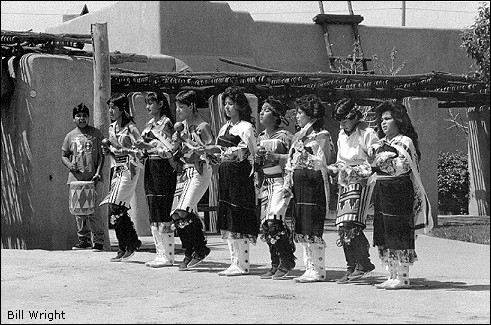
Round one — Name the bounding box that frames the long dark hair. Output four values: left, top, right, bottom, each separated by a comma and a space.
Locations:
263, 96, 288, 126
332, 97, 362, 121
374, 101, 421, 160
221, 86, 254, 124
145, 91, 174, 124
176, 90, 198, 115
107, 93, 134, 127
295, 94, 326, 131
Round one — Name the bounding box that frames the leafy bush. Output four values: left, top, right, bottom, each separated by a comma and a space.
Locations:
430, 224, 490, 245
438, 151, 469, 214
461, 3, 490, 87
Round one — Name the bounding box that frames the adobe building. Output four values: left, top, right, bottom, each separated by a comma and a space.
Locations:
2, 1, 487, 250
44, 2, 486, 216
47, 1, 474, 151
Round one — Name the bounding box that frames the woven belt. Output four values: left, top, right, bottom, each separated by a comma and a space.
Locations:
264, 173, 283, 179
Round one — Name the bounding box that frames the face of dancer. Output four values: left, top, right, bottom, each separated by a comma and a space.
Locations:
340, 117, 359, 133
146, 99, 163, 119
381, 111, 399, 139
224, 97, 240, 122
259, 103, 277, 127
74, 112, 89, 130
295, 108, 311, 128
176, 102, 193, 121
109, 103, 123, 121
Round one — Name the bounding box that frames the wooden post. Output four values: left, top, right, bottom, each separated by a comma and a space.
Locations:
467, 105, 490, 216
91, 23, 111, 251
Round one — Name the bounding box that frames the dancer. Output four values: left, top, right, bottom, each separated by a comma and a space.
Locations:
170, 90, 215, 270
368, 101, 433, 289
255, 96, 296, 280
328, 98, 378, 284
215, 86, 259, 276
283, 94, 334, 283
134, 91, 177, 267
101, 93, 143, 262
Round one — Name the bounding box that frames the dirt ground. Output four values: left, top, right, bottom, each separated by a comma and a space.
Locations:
1, 227, 490, 324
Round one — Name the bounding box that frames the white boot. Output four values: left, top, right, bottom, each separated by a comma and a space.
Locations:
161, 224, 175, 265
294, 243, 314, 283
146, 225, 165, 267
375, 259, 397, 289
146, 223, 173, 268
386, 262, 411, 289
295, 243, 325, 283
301, 242, 310, 270
218, 238, 236, 276
310, 243, 326, 281
226, 239, 250, 276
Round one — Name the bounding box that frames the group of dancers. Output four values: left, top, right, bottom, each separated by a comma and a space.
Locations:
63, 86, 433, 289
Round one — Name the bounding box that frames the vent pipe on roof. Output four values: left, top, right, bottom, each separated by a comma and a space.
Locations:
402, 1, 406, 26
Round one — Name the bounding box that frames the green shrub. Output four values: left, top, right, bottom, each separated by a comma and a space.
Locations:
438, 150, 469, 215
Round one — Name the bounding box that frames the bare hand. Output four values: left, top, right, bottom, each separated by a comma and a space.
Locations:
282, 188, 292, 199
195, 147, 205, 156
133, 140, 147, 150
70, 162, 78, 172
171, 132, 180, 143
91, 174, 101, 185
264, 151, 277, 162
101, 146, 111, 155
157, 147, 172, 159
327, 165, 339, 176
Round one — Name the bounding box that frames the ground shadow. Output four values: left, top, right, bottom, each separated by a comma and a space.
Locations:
344, 274, 490, 292
183, 261, 271, 275
404, 278, 490, 292
187, 264, 349, 281
138, 262, 491, 291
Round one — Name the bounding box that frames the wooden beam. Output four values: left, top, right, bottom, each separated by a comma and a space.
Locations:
1, 30, 92, 44
109, 69, 482, 83
218, 57, 278, 72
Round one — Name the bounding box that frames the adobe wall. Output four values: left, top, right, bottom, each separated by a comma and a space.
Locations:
47, 1, 475, 75
48, 1, 163, 55
2, 54, 96, 250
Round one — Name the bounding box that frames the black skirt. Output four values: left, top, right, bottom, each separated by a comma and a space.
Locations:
372, 175, 415, 250
292, 169, 326, 239
217, 159, 259, 236
144, 158, 177, 223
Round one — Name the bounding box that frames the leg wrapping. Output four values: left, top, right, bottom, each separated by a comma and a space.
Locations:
174, 212, 206, 257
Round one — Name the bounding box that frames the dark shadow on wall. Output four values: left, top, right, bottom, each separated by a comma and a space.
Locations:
1, 91, 34, 249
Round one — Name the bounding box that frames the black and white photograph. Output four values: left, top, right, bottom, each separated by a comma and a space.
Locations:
1, 1, 489, 323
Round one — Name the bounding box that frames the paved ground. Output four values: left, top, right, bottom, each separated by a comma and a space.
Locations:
1, 216, 489, 324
